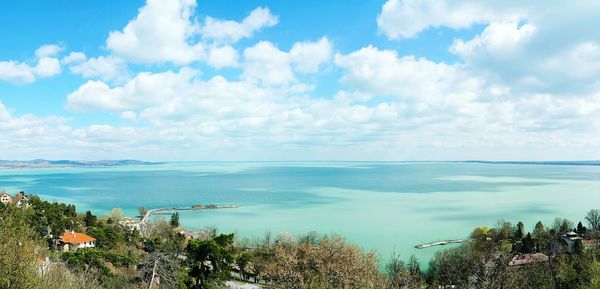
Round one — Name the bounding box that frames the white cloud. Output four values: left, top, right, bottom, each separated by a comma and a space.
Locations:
105, 0, 279, 67
67, 68, 197, 112
35, 44, 64, 58
241, 38, 332, 86
201, 7, 278, 43
0, 100, 79, 159
121, 111, 138, 122
450, 21, 536, 59
6, 1, 600, 160
377, 0, 505, 39
378, 0, 600, 95
544, 43, 600, 80
207, 45, 239, 68
335, 45, 482, 111
0, 61, 37, 83
68, 54, 131, 83
242, 41, 295, 85
33, 57, 61, 77
62, 52, 87, 64
106, 0, 205, 64
290, 37, 333, 73
0, 45, 61, 83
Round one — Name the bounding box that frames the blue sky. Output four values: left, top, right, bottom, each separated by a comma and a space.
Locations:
0, 0, 599, 160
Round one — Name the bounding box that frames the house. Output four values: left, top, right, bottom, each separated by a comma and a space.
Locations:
508, 253, 549, 266
59, 231, 96, 251
561, 231, 583, 253
14, 192, 29, 208
0, 191, 30, 207
119, 218, 141, 231
0, 193, 13, 205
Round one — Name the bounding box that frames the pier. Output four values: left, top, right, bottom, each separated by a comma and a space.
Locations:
415, 239, 469, 249
139, 204, 239, 224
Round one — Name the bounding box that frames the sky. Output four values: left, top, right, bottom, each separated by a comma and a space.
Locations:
1, 0, 600, 161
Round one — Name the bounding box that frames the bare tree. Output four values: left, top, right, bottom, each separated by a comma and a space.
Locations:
585, 209, 600, 232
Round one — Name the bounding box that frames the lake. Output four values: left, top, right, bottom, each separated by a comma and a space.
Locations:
1, 161, 599, 264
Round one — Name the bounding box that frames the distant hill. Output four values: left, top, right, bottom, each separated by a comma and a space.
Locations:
0, 159, 162, 169
463, 160, 600, 166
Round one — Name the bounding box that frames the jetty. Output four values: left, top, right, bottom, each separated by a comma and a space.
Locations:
415, 239, 469, 249
140, 204, 238, 224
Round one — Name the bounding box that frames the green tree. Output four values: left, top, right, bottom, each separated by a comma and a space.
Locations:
170, 212, 180, 227
0, 205, 102, 289
515, 221, 525, 240
577, 221, 587, 236
83, 210, 97, 227
522, 233, 535, 253
427, 245, 478, 288
0, 206, 42, 288
236, 252, 254, 282
583, 261, 600, 289
187, 233, 235, 287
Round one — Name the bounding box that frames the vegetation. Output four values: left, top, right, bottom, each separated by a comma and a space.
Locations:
2, 194, 600, 288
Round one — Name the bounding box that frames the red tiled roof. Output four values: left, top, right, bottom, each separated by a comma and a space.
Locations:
60, 231, 96, 244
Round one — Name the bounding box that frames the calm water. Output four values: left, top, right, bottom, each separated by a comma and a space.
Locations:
1, 162, 600, 264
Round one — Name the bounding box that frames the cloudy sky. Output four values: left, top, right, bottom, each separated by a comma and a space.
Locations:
0, 0, 599, 161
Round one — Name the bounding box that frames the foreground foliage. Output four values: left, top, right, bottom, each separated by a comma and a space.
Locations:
2, 195, 600, 289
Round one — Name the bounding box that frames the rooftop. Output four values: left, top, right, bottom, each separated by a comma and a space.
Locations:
60, 231, 96, 244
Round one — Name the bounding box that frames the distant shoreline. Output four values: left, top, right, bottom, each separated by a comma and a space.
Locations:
0, 159, 163, 170
1, 159, 599, 170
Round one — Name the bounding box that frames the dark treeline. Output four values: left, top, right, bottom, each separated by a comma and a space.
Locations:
1, 194, 600, 289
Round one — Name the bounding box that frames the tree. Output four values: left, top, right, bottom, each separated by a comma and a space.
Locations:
138, 206, 148, 218
521, 233, 535, 253
586, 209, 600, 232
236, 252, 254, 282
584, 261, 600, 289
83, 210, 97, 227
533, 221, 545, 239
496, 220, 513, 240
470, 227, 489, 240
428, 245, 479, 288
515, 221, 525, 240
386, 253, 415, 288
110, 208, 123, 222
573, 239, 584, 255
187, 233, 235, 287
260, 233, 383, 289
552, 218, 573, 235
577, 221, 587, 236
0, 206, 102, 289
170, 212, 180, 227
0, 207, 43, 288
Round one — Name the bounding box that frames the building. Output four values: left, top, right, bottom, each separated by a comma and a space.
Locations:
561, 231, 583, 253
119, 218, 141, 231
14, 192, 29, 208
59, 231, 96, 251
0, 191, 30, 207
0, 193, 13, 205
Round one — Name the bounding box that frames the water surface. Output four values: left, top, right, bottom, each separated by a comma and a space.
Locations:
1, 162, 599, 264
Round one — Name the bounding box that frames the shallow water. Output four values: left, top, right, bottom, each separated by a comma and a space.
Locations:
1, 161, 599, 264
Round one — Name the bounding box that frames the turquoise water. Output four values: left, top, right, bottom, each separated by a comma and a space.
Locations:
1, 161, 600, 264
